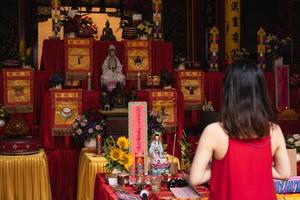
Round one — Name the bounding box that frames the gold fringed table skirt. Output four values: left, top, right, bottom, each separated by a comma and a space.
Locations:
77, 148, 180, 200
0, 149, 52, 200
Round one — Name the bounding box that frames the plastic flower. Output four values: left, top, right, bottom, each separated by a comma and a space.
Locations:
95, 125, 101, 131
293, 134, 300, 140
116, 136, 129, 150
295, 140, 300, 147
288, 138, 295, 143
88, 128, 94, 134
120, 154, 133, 171
76, 129, 82, 135
109, 148, 123, 161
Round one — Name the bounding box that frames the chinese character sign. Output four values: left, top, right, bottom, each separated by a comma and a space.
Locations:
128, 102, 148, 174
225, 0, 240, 60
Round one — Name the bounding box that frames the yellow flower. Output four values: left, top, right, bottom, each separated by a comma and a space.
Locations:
120, 153, 133, 171
109, 148, 123, 161
116, 136, 129, 149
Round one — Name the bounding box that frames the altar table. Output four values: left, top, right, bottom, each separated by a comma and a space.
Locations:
77, 148, 180, 200
93, 174, 209, 200
93, 174, 300, 200
0, 149, 52, 200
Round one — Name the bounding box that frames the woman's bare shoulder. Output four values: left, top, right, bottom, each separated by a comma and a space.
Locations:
201, 122, 227, 139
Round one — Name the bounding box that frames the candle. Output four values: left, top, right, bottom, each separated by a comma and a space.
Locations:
87, 72, 92, 90
137, 72, 141, 90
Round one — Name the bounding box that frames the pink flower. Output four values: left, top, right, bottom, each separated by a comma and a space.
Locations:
76, 129, 82, 135
88, 128, 94, 134
80, 122, 86, 127
95, 125, 101, 131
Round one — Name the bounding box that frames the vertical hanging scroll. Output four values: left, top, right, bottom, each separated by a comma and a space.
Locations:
257, 27, 266, 70
152, 0, 163, 40
51, 0, 61, 39
225, 0, 240, 62
209, 26, 219, 71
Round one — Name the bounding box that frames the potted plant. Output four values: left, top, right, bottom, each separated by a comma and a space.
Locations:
72, 110, 106, 147
136, 20, 153, 40
265, 34, 291, 67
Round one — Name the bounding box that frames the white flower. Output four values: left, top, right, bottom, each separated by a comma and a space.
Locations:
88, 128, 94, 134
76, 129, 82, 135
295, 140, 300, 147
80, 122, 86, 127
73, 122, 79, 128
288, 138, 295, 143
95, 125, 101, 131
293, 134, 300, 140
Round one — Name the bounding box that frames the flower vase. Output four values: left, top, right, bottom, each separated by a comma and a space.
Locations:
0, 119, 5, 128
138, 35, 148, 40
273, 56, 284, 67
163, 85, 172, 89
65, 32, 76, 38
84, 138, 96, 148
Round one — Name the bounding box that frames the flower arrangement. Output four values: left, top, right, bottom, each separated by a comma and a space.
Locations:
104, 136, 133, 172
72, 110, 106, 144
265, 34, 291, 59
60, 12, 98, 38
286, 133, 300, 152
136, 20, 153, 38
49, 74, 64, 88
0, 105, 8, 121
78, 15, 98, 38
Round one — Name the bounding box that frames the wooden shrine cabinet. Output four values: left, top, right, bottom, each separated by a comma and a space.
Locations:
100, 109, 128, 138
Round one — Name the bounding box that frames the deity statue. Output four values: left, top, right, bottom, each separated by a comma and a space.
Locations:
110, 82, 127, 108
101, 45, 125, 91
100, 20, 116, 41
149, 132, 169, 175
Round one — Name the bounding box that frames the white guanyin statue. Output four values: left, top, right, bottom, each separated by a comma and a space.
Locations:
149, 132, 169, 175
101, 45, 125, 91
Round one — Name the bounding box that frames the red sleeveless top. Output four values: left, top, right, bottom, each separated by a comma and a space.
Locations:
210, 136, 276, 200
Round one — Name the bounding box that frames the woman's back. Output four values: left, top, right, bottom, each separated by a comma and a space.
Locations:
210, 129, 276, 200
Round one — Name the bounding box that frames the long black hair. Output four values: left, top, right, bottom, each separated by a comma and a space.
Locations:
221, 59, 276, 139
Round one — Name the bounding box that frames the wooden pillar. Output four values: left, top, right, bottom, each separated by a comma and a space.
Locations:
19, 0, 26, 65
225, 0, 240, 61
187, 0, 201, 66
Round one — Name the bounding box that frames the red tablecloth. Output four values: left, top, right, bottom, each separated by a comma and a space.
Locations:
94, 173, 209, 200
46, 148, 80, 200
41, 40, 173, 91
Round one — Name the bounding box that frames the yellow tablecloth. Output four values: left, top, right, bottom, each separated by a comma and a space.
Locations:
277, 194, 300, 200
0, 149, 52, 200
77, 148, 180, 200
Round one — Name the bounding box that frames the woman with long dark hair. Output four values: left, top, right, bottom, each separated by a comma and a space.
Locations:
189, 59, 290, 200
